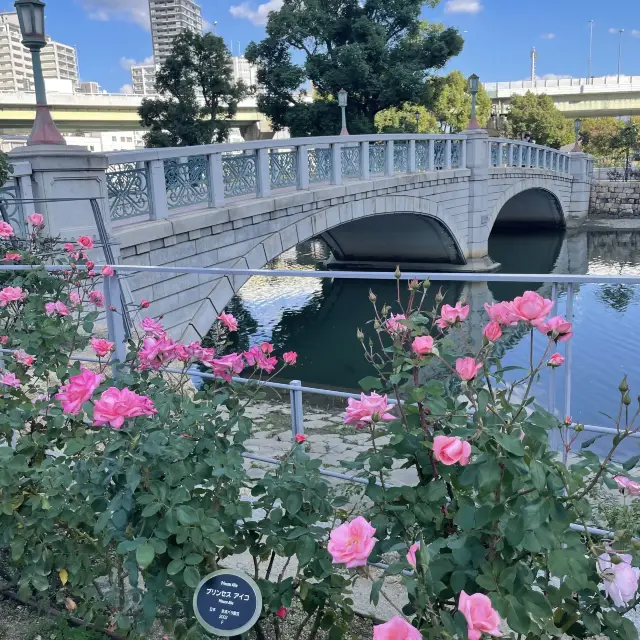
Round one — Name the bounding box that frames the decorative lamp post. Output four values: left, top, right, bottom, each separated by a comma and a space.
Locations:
467, 73, 480, 130
14, 0, 65, 145
415, 111, 420, 133
337, 89, 348, 135
573, 118, 582, 152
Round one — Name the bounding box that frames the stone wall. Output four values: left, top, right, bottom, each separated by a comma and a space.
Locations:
589, 180, 640, 218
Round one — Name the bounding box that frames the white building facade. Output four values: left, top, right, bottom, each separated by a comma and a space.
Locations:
232, 56, 256, 87
131, 64, 157, 96
41, 37, 78, 85
149, 0, 203, 65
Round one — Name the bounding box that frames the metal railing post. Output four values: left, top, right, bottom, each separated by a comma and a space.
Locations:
359, 141, 370, 180
498, 143, 505, 168
548, 282, 558, 416
408, 139, 416, 173
103, 273, 128, 372
330, 143, 342, 185
290, 379, 304, 439
256, 148, 271, 198
428, 139, 435, 171
207, 152, 225, 207
296, 144, 310, 190
508, 144, 514, 167
461, 138, 467, 169
384, 140, 394, 176
148, 159, 169, 220
562, 283, 575, 465
445, 139, 452, 170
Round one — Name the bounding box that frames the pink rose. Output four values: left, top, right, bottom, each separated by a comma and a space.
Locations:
327, 516, 377, 568
218, 312, 238, 332
0, 221, 14, 239
63, 243, 75, 253
406, 542, 420, 569
484, 301, 518, 326
102, 265, 114, 277
91, 337, 115, 358
55, 369, 102, 415
88, 290, 105, 307
459, 591, 502, 640
613, 476, 640, 496
373, 617, 421, 640
93, 387, 157, 429
260, 342, 274, 355
275, 607, 287, 620
140, 300, 150, 309
211, 353, 245, 382
173, 343, 191, 362
455, 357, 482, 381
386, 313, 408, 334
69, 291, 81, 307
140, 317, 164, 336
28, 213, 44, 226
344, 392, 395, 429
538, 315, 573, 342
86, 261, 95, 271
599, 553, 640, 607
77, 235, 94, 249
45, 300, 70, 317
1, 372, 21, 388
412, 335, 434, 356
3, 253, 21, 262
433, 435, 471, 466
283, 351, 298, 365
244, 345, 277, 373
548, 352, 565, 368
0, 336, 8, 345
13, 349, 35, 366
295, 434, 306, 444
509, 291, 553, 326
138, 336, 176, 370
0, 286, 26, 306
483, 321, 502, 342
436, 302, 470, 330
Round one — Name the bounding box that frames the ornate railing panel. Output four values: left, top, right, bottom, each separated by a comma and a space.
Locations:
341, 145, 360, 179
510, 144, 520, 167
415, 141, 428, 171
369, 144, 386, 174
490, 142, 499, 167
451, 140, 462, 169
501, 144, 509, 166
107, 164, 151, 220
223, 153, 258, 198
434, 140, 445, 170
308, 148, 331, 183
0, 184, 24, 235
393, 142, 408, 172
164, 156, 209, 210
269, 150, 297, 190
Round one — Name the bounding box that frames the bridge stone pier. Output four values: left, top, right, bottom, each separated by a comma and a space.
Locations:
7, 131, 593, 341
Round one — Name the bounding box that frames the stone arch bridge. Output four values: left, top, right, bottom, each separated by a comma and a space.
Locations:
8, 132, 594, 341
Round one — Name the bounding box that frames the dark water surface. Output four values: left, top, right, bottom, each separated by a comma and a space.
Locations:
223, 228, 640, 431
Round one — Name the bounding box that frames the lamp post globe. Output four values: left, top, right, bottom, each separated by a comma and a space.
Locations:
467, 73, 480, 130
415, 111, 420, 132
14, 0, 65, 145
337, 89, 349, 135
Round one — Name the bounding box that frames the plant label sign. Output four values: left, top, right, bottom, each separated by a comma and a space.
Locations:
193, 569, 262, 637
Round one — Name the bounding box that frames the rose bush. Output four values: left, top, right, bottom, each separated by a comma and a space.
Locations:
2, 219, 640, 640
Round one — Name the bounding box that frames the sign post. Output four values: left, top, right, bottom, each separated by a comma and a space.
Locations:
193, 569, 262, 638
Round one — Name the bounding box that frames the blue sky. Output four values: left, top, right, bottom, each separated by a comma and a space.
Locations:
30, 0, 640, 93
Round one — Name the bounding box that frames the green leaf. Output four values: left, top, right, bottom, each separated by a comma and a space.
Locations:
184, 553, 203, 565
142, 503, 163, 517
623, 455, 640, 471
183, 566, 200, 588
285, 493, 303, 515
359, 376, 382, 391
370, 578, 383, 606
494, 433, 525, 456
176, 505, 199, 526
136, 542, 155, 569
529, 460, 547, 492
296, 536, 316, 567
167, 559, 185, 575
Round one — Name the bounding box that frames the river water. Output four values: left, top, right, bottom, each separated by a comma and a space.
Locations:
221, 228, 640, 433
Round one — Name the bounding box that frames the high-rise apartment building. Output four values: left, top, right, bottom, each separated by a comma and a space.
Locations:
131, 64, 157, 96
232, 56, 256, 87
149, 0, 203, 65
0, 12, 78, 92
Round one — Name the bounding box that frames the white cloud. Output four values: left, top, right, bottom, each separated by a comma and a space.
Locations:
609, 27, 621, 34
444, 0, 483, 14
120, 55, 154, 71
541, 33, 555, 40
632, 30, 640, 38
229, 0, 283, 25
119, 84, 134, 94
79, 0, 150, 30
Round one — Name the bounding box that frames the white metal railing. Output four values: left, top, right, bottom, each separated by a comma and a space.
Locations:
488, 138, 571, 173
105, 133, 573, 224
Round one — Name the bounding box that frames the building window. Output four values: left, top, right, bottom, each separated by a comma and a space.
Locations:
112, 136, 117, 142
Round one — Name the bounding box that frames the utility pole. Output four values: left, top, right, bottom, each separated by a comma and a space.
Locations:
588, 20, 594, 83
530, 47, 536, 83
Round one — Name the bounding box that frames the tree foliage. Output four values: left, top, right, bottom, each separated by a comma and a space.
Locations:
139, 32, 248, 148
432, 70, 491, 132
245, 0, 463, 136
580, 117, 624, 158
375, 103, 439, 134
507, 92, 573, 149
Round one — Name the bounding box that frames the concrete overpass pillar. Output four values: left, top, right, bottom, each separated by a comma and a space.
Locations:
463, 129, 498, 270
566, 152, 592, 228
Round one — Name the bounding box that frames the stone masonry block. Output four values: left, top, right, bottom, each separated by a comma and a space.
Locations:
280, 225, 299, 252
262, 233, 283, 261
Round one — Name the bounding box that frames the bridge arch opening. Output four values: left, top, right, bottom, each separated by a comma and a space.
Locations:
492, 188, 566, 231
319, 212, 466, 269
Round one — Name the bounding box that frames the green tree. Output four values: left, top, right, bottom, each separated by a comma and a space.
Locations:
506, 92, 573, 149
244, 1, 463, 137
580, 117, 622, 158
139, 32, 248, 147
374, 103, 439, 133
610, 122, 640, 180
431, 70, 491, 132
